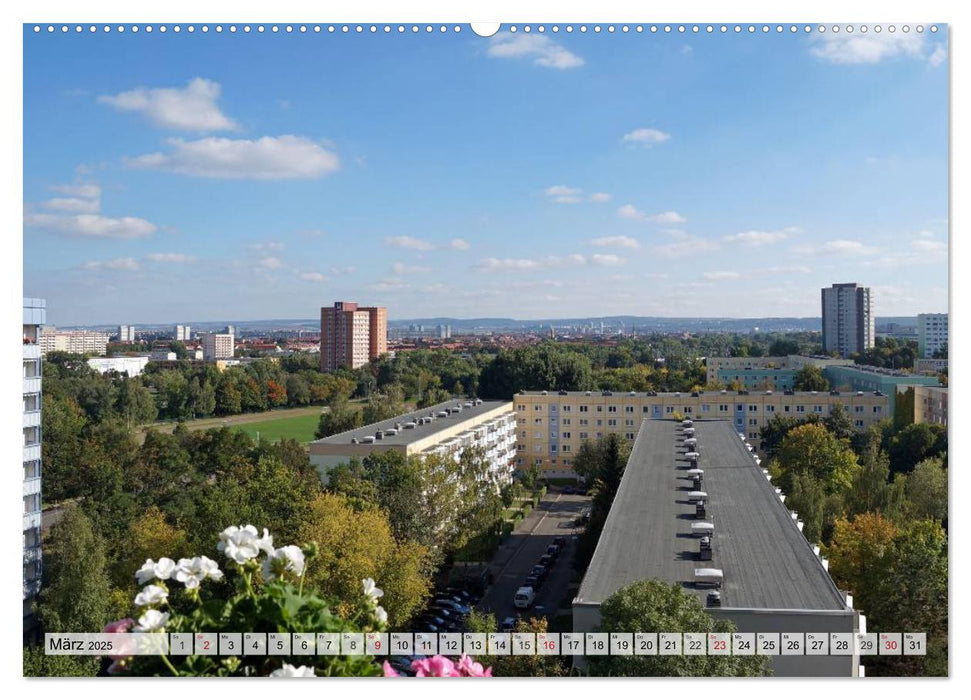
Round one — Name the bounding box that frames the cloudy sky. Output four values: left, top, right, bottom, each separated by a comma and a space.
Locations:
23, 25, 948, 325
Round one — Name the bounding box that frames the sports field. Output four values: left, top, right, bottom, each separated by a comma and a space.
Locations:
234, 413, 322, 444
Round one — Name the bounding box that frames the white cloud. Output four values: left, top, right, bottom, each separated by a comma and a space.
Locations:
703, 271, 741, 281
544, 185, 583, 204
24, 212, 156, 239
723, 227, 798, 246
618, 204, 645, 220
449, 238, 471, 250
83, 257, 140, 271
50, 183, 101, 199
487, 33, 584, 69
590, 254, 626, 266
145, 253, 195, 264
299, 272, 328, 282
649, 211, 687, 225
911, 239, 947, 254
259, 257, 283, 269
392, 262, 432, 275
369, 278, 410, 291
478, 258, 541, 271
589, 192, 612, 203
928, 44, 947, 67
809, 31, 932, 65
330, 265, 356, 275
247, 241, 285, 252
651, 234, 719, 258
589, 235, 640, 249
384, 235, 435, 250
98, 77, 237, 131
622, 128, 671, 145
795, 239, 878, 256
126, 135, 339, 180
41, 196, 100, 213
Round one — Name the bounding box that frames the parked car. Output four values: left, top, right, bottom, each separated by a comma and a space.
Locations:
539, 554, 553, 568
552, 536, 567, 548
514, 586, 535, 609
524, 574, 541, 590
530, 564, 548, 582
546, 544, 560, 559
499, 616, 518, 632
445, 588, 477, 604
434, 599, 471, 615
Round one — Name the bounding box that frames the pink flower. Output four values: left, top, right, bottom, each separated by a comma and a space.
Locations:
382, 661, 400, 677
107, 658, 129, 675
103, 618, 134, 634
456, 655, 492, 677
412, 655, 461, 677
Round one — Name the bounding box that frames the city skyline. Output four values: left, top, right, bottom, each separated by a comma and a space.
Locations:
24, 27, 948, 324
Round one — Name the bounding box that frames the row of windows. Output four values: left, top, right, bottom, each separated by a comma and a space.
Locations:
523, 402, 880, 415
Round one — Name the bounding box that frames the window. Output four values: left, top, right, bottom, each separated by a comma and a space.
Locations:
701, 404, 711, 412
23, 394, 40, 412
596, 419, 603, 426
642, 406, 650, 413
579, 418, 589, 426
749, 404, 758, 412
562, 445, 571, 453
784, 405, 791, 413
24, 460, 40, 479
23, 493, 40, 514
854, 420, 864, 427
607, 419, 617, 426
562, 418, 571, 426
579, 405, 589, 413
550, 405, 557, 412
550, 432, 557, 440
533, 418, 543, 425
579, 432, 588, 439
719, 404, 729, 412
873, 406, 882, 414
796, 405, 805, 413
596, 432, 602, 439
563, 405, 572, 412
596, 406, 603, 413
517, 444, 525, 451
550, 445, 557, 452
749, 418, 758, 426
625, 432, 635, 439
665, 406, 674, 414
534, 445, 543, 452
737, 404, 743, 411
23, 426, 39, 446
625, 406, 634, 413
534, 405, 543, 411
854, 405, 864, 413
533, 431, 542, 439
562, 432, 571, 439
516, 404, 526, 411
625, 419, 634, 426
518, 418, 526, 425
766, 405, 775, 412
608, 406, 617, 413
519, 430, 526, 438
813, 405, 823, 413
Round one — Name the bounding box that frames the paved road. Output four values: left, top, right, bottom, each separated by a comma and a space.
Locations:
477, 491, 591, 623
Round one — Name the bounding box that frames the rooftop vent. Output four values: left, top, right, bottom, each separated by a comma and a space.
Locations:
351, 438, 359, 444
694, 568, 723, 589
558, 390, 568, 396
706, 591, 722, 607
541, 391, 548, 395
688, 491, 708, 502
585, 391, 592, 396
691, 522, 714, 537
385, 428, 398, 436
361, 436, 375, 444
375, 430, 384, 440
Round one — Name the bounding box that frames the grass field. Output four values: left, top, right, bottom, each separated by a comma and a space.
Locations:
233, 413, 322, 444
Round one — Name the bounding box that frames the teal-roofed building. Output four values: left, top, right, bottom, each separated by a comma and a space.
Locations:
717, 367, 796, 391
822, 365, 941, 415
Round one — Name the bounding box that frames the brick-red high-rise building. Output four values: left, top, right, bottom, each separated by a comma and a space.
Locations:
319, 301, 388, 371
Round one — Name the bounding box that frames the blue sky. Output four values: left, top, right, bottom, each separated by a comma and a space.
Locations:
23, 26, 948, 325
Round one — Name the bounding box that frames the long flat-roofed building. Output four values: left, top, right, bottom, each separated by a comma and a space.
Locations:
573, 419, 861, 677
513, 389, 890, 479
309, 398, 516, 484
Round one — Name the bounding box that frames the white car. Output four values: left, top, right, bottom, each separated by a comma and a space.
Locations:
514, 586, 535, 609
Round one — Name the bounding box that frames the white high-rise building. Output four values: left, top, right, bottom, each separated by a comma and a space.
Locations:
174, 324, 192, 341
118, 325, 136, 342
203, 332, 235, 361
23, 299, 45, 627
917, 313, 948, 358
821, 283, 874, 358
38, 327, 109, 356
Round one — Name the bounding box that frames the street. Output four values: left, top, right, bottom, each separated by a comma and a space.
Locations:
477, 490, 592, 623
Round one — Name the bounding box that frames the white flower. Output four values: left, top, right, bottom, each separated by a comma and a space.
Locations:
135, 557, 177, 584
270, 664, 316, 677
262, 545, 306, 581
133, 609, 170, 632
217, 525, 267, 564
256, 528, 274, 554
134, 584, 168, 607
175, 556, 224, 589
374, 605, 388, 625
362, 578, 384, 602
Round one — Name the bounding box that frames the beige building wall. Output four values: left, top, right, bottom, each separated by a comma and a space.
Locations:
914, 386, 948, 427
514, 390, 889, 478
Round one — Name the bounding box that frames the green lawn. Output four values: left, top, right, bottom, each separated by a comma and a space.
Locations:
234, 413, 322, 444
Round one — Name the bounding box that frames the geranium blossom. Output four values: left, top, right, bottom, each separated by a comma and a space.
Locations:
456, 655, 492, 677
174, 556, 223, 589
133, 609, 170, 632
362, 577, 383, 602
217, 525, 272, 564
262, 545, 306, 581
133, 584, 168, 607
103, 618, 134, 634
269, 664, 316, 677
413, 656, 461, 677
373, 605, 388, 625
135, 557, 177, 584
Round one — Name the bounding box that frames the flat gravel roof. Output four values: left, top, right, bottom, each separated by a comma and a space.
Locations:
311, 399, 511, 447
576, 419, 847, 611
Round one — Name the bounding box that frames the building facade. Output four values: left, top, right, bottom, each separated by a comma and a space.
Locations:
513, 389, 890, 479
202, 332, 235, 361
914, 386, 948, 427
87, 356, 151, 376
23, 299, 45, 630
309, 399, 516, 484
821, 283, 874, 358
174, 324, 192, 341
38, 328, 109, 356
118, 325, 136, 342
707, 355, 853, 388
319, 301, 388, 371
917, 313, 948, 359
915, 358, 948, 376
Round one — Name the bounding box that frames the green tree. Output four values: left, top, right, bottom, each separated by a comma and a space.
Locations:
887, 422, 947, 475
775, 423, 859, 494
315, 398, 363, 438
758, 414, 814, 459
37, 506, 111, 634
285, 374, 311, 406
590, 580, 769, 676
792, 365, 829, 392
23, 646, 98, 677
899, 456, 947, 524
823, 403, 854, 442
768, 338, 801, 356
215, 374, 242, 415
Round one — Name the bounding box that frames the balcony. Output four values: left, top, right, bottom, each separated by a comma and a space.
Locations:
23, 343, 41, 360
23, 477, 41, 497
23, 546, 42, 564
23, 444, 40, 463
23, 410, 41, 429
23, 511, 41, 531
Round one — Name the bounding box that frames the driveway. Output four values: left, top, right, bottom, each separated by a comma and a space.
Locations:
476, 490, 591, 623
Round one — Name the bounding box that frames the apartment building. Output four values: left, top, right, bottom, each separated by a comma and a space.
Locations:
917, 313, 948, 359
202, 332, 235, 361
706, 355, 853, 389
309, 399, 516, 484
513, 389, 889, 478
574, 420, 860, 677
86, 356, 151, 377
174, 324, 192, 341
319, 301, 388, 371
23, 299, 45, 630
914, 386, 948, 427
822, 283, 874, 358
38, 327, 109, 356
118, 324, 136, 342
915, 358, 948, 376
